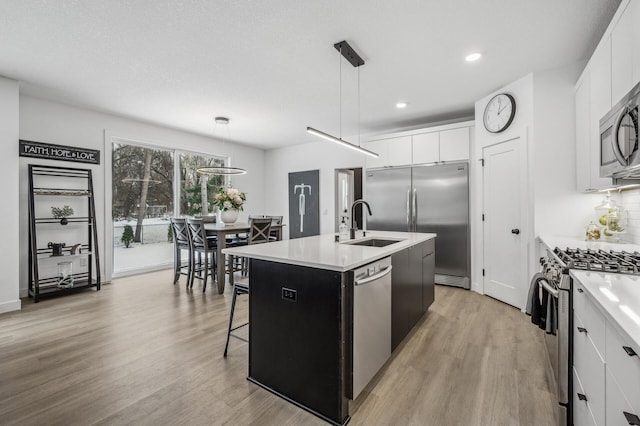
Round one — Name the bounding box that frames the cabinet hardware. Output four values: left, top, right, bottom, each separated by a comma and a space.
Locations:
577, 288, 584, 293
623, 346, 638, 357
511, 228, 520, 235
624, 411, 640, 425
577, 327, 588, 333
577, 393, 588, 401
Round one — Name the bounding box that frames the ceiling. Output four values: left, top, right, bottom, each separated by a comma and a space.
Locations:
0, 0, 621, 150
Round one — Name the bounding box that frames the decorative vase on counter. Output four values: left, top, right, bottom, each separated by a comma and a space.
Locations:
220, 208, 239, 224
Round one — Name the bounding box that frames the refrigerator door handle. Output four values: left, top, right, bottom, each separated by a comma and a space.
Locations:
412, 188, 417, 232
406, 189, 411, 231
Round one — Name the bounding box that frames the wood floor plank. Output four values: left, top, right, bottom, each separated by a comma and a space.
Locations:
0, 271, 557, 425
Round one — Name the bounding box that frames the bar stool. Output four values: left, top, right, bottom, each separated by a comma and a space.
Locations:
170, 217, 192, 284
223, 218, 272, 357
186, 218, 217, 292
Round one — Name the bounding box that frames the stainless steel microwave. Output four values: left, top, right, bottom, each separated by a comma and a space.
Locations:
600, 81, 640, 178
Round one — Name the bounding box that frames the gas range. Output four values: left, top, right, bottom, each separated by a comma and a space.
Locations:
552, 247, 640, 275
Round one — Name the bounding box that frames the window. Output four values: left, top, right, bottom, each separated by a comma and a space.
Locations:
111, 141, 228, 275
179, 153, 226, 216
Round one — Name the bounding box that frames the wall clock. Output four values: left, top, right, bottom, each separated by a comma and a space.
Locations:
483, 93, 516, 133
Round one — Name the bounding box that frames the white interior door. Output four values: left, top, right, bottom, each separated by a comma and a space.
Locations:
335, 169, 354, 231
483, 137, 527, 309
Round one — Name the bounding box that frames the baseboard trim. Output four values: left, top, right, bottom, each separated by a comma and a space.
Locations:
0, 299, 21, 314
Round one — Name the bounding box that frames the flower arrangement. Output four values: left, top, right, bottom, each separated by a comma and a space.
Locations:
213, 187, 246, 211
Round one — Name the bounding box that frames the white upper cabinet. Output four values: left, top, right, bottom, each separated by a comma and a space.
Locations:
575, 76, 592, 192
412, 126, 471, 165
411, 132, 439, 164
366, 123, 472, 169
611, 0, 640, 104
386, 136, 412, 166
575, 35, 613, 192
363, 139, 387, 169
364, 136, 411, 169
364, 136, 411, 168
439, 127, 470, 162
591, 36, 612, 130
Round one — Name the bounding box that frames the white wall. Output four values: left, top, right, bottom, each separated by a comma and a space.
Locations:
620, 189, 640, 243
472, 64, 603, 299
19, 95, 265, 295
0, 77, 20, 313
532, 64, 601, 237
473, 73, 535, 299
264, 141, 366, 238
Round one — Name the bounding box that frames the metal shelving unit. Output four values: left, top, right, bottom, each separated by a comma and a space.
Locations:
27, 164, 101, 302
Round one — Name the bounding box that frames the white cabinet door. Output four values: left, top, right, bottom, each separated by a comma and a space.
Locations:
589, 37, 614, 190
612, 0, 634, 104
574, 368, 599, 426
632, 0, 640, 88
576, 77, 591, 192
385, 136, 412, 166
364, 140, 387, 169
606, 368, 638, 426
439, 127, 469, 161
412, 132, 439, 164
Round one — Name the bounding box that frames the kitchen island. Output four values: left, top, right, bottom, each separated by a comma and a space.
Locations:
223, 231, 436, 425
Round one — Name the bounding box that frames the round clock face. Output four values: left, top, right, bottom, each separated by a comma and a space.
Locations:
483, 93, 516, 133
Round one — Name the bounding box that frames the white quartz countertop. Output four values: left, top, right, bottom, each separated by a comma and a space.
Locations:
222, 231, 436, 272
538, 234, 640, 253
569, 270, 640, 351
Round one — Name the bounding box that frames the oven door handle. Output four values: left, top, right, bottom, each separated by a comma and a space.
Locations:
540, 279, 559, 298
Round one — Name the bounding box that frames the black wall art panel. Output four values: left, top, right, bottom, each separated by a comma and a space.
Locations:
288, 170, 319, 239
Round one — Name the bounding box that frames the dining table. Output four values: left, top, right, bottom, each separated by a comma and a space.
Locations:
204, 222, 285, 294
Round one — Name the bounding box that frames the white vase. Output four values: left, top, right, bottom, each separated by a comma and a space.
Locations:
220, 209, 239, 224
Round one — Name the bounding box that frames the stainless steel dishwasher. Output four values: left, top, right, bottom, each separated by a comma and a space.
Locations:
352, 256, 392, 399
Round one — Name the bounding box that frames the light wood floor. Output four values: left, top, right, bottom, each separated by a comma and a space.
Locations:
0, 271, 557, 426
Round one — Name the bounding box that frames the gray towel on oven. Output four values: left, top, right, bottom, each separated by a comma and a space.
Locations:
526, 273, 546, 315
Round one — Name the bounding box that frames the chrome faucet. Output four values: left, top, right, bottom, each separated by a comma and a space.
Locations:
350, 199, 372, 239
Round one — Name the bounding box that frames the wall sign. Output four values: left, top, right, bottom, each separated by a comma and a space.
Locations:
19, 139, 101, 165
288, 169, 320, 239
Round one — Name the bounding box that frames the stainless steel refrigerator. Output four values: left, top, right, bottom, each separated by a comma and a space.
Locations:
365, 163, 470, 289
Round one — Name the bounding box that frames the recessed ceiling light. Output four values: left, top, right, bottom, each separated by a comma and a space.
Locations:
396, 102, 408, 108
465, 52, 482, 62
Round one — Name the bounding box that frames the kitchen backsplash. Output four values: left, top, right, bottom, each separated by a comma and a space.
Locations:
620, 189, 640, 244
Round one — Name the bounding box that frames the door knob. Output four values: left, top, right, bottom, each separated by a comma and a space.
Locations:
511, 229, 520, 235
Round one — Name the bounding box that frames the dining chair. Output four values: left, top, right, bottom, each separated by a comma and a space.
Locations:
170, 217, 192, 285
186, 218, 218, 292
223, 217, 273, 357
265, 215, 283, 241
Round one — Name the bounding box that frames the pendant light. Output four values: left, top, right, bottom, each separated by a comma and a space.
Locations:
307, 41, 379, 158
196, 116, 247, 175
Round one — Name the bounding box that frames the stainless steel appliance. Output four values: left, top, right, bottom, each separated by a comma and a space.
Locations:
539, 247, 640, 426
538, 253, 571, 426
600, 80, 640, 179
365, 163, 470, 289
352, 256, 392, 399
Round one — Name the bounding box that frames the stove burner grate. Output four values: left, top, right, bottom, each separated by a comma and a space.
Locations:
553, 247, 640, 275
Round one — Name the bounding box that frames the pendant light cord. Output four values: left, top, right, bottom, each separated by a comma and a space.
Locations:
358, 66, 361, 147
339, 45, 342, 140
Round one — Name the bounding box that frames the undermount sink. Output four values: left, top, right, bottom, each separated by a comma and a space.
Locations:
343, 238, 403, 247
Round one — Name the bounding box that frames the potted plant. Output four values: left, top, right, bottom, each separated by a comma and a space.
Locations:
121, 224, 134, 248
213, 187, 246, 224
51, 205, 74, 225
